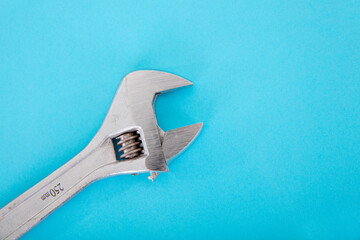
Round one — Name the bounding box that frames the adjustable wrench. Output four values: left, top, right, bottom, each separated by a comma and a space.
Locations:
0, 70, 202, 239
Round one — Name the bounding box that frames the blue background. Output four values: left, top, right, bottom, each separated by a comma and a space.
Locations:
0, 1, 359, 239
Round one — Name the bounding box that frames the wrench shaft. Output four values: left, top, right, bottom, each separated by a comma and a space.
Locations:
0, 145, 110, 240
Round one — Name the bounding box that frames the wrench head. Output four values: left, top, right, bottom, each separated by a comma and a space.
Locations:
95, 70, 197, 174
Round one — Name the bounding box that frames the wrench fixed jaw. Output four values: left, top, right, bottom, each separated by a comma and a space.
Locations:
86, 70, 194, 177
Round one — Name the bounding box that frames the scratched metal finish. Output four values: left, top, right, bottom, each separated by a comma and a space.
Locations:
0, 70, 199, 240
149, 122, 203, 181
105, 70, 193, 171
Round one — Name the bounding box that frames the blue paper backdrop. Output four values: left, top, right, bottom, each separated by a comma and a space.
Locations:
1, 1, 359, 239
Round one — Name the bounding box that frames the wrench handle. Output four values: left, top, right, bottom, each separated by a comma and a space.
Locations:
0, 145, 112, 240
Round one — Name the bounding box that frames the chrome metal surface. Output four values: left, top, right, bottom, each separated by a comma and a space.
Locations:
149, 122, 203, 181
0, 70, 202, 240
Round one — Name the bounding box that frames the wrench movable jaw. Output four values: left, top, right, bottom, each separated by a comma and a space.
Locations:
149, 122, 203, 181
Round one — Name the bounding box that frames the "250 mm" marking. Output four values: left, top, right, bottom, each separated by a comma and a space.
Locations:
41, 183, 64, 201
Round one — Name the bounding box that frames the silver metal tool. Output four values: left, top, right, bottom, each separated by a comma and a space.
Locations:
0, 70, 202, 239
